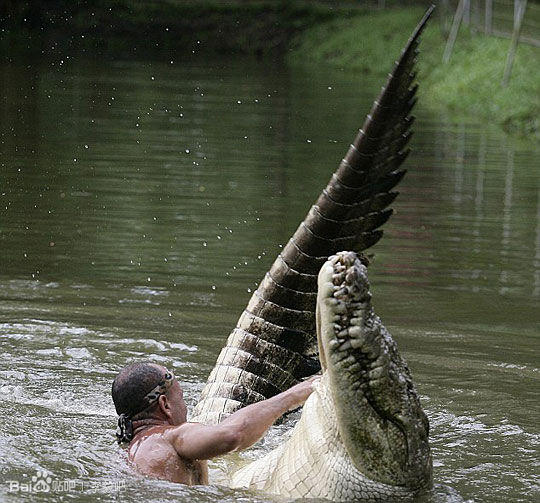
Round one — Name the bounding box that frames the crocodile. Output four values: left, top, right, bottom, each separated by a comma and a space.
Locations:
192, 6, 434, 500
230, 251, 432, 500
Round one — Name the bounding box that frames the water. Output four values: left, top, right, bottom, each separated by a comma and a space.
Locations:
0, 54, 538, 503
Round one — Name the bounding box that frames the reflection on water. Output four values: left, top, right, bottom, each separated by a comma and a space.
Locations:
0, 55, 538, 503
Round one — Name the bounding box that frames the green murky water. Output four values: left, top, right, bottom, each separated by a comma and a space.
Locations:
1, 55, 538, 503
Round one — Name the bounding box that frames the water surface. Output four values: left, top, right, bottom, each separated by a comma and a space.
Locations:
0, 54, 538, 503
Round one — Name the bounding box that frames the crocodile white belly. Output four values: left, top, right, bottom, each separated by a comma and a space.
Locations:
231, 373, 413, 502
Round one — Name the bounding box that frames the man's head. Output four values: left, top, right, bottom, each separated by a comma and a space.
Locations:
112, 361, 187, 442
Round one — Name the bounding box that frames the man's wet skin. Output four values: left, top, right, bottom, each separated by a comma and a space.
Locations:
113, 362, 318, 485
127, 380, 207, 485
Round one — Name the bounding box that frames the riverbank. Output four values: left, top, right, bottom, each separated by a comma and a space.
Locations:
2, 3, 538, 139
287, 7, 540, 140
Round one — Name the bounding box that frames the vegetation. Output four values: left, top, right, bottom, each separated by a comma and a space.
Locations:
2, 2, 538, 139
288, 7, 540, 140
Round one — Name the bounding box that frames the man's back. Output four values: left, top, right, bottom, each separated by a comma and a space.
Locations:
128, 425, 208, 485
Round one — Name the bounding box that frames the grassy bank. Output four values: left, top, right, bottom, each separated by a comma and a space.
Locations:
2, 3, 538, 139
287, 8, 540, 140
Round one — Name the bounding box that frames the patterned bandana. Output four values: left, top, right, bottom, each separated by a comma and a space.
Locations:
141, 371, 175, 408
116, 370, 175, 444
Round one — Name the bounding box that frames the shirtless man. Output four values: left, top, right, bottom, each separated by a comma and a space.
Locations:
112, 361, 317, 485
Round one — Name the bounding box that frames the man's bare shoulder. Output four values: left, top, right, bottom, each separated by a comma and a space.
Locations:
128, 425, 203, 484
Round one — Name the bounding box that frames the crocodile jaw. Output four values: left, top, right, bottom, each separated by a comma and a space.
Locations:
316, 251, 432, 489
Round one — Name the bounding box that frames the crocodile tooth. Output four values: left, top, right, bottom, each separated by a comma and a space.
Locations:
334, 287, 348, 297
345, 270, 357, 284
350, 337, 364, 350
342, 355, 357, 367
339, 339, 353, 351
328, 339, 340, 350
369, 366, 385, 380
337, 328, 349, 339
348, 326, 362, 338
352, 304, 368, 314
348, 363, 361, 373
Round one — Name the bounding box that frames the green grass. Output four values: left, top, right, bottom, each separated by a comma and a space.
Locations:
287, 8, 540, 140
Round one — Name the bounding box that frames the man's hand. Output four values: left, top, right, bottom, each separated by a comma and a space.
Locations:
281, 375, 321, 411
168, 374, 320, 461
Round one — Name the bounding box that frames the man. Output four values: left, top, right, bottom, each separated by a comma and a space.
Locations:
112, 361, 317, 485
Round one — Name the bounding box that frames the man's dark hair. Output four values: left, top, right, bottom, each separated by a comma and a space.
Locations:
112, 361, 166, 419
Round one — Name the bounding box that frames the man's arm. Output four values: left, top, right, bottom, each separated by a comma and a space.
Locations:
165, 376, 319, 460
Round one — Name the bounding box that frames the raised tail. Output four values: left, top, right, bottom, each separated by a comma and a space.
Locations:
192, 6, 434, 424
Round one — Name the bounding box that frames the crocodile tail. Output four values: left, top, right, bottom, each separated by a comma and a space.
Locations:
192, 6, 434, 424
